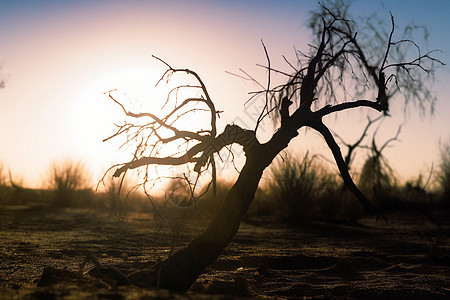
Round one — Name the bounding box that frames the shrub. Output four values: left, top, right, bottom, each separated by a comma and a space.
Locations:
267, 152, 332, 224
95, 176, 130, 216
250, 153, 367, 224
358, 154, 397, 204
0, 163, 10, 205
317, 175, 366, 223
437, 139, 450, 205
46, 160, 89, 207
401, 174, 433, 204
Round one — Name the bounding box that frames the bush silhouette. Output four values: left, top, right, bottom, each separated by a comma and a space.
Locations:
437, 139, 450, 206
268, 153, 332, 223
46, 160, 89, 207
0, 163, 10, 205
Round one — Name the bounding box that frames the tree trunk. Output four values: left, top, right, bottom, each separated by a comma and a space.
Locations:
128, 142, 286, 291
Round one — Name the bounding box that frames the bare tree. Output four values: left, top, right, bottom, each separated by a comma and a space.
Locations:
307, 0, 441, 116
333, 115, 383, 171
358, 126, 402, 202
103, 2, 443, 291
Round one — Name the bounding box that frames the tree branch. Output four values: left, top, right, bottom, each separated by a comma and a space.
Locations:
311, 120, 377, 214
316, 99, 382, 117
107, 91, 205, 141
152, 55, 218, 137
113, 143, 204, 177
113, 124, 259, 177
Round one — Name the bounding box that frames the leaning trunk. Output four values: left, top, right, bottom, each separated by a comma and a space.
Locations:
127, 124, 295, 291
128, 146, 282, 291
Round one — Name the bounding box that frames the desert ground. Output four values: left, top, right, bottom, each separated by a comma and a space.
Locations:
1, 198, 450, 300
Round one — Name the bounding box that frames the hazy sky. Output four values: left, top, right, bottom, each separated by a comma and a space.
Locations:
1, 0, 449, 188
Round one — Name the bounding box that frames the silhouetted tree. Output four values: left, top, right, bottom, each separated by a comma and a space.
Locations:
333, 115, 383, 171
358, 126, 401, 203
103, 2, 443, 291
307, 0, 440, 116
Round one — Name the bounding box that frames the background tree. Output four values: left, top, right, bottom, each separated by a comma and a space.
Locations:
307, 0, 440, 115
103, 2, 443, 291
358, 126, 401, 203
333, 115, 383, 171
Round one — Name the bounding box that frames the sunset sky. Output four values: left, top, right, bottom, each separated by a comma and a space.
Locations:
1, 0, 449, 188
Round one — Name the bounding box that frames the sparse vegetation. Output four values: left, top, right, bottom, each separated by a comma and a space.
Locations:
246, 154, 365, 224
267, 153, 332, 223
0, 162, 9, 205
96, 176, 133, 218
46, 160, 90, 207
402, 175, 433, 204
437, 138, 450, 206
8, 172, 27, 205
358, 151, 397, 204
358, 128, 401, 205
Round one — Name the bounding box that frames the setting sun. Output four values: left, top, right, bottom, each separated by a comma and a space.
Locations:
71, 66, 213, 185
71, 68, 164, 163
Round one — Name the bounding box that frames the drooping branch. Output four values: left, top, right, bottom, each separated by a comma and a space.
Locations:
316, 99, 383, 117
243, 4, 442, 221
310, 120, 377, 214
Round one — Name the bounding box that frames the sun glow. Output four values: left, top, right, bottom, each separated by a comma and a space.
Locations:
72, 67, 212, 189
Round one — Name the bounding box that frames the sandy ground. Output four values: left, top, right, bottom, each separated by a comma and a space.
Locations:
1, 203, 450, 299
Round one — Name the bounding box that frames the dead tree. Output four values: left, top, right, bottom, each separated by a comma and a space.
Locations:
333, 115, 383, 171
359, 126, 402, 202
104, 3, 443, 291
